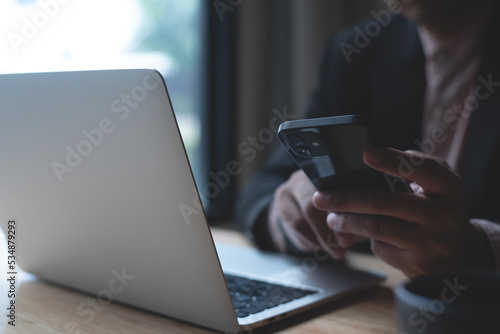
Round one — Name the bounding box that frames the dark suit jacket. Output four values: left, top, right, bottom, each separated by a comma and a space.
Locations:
235, 13, 500, 250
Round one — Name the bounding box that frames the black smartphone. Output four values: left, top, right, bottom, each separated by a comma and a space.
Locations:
278, 115, 409, 191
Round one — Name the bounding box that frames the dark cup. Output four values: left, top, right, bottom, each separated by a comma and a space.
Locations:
395, 271, 500, 334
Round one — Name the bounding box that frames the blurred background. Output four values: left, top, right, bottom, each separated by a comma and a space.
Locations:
0, 0, 385, 222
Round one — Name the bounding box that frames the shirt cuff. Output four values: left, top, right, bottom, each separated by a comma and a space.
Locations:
470, 219, 500, 271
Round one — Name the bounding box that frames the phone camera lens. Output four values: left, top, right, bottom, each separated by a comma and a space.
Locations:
286, 135, 304, 146
294, 147, 311, 157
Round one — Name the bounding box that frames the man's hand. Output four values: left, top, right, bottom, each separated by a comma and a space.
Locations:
268, 170, 365, 258
313, 147, 494, 277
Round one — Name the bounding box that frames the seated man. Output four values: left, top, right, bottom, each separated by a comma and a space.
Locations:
235, 0, 500, 278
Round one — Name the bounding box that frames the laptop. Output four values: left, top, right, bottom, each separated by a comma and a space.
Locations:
0, 69, 384, 333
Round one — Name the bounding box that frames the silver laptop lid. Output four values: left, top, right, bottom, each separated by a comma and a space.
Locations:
0, 69, 238, 333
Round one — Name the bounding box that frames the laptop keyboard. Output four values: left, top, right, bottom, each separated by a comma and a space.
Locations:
224, 274, 317, 318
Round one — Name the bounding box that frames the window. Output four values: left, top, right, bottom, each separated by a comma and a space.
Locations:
1, 0, 204, 184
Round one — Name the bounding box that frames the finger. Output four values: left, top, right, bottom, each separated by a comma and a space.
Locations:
334, 231, 367, 248
405, 150, 451, 169
314, 190, 437, 226
276, 187, 319, 252
290, 180, 343, 258
301, 207, 343, 258
327, 212, 423, 249
329, 247, 347, 260
363, 147, 462, 195
282, 170, 346, 258
322, 232, 346, 259
278, 216, 318, 253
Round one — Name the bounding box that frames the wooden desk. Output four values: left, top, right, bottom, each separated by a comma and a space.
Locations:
0, 228, 407, 333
